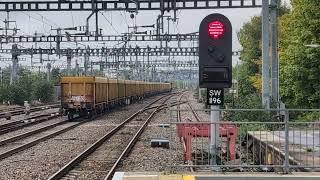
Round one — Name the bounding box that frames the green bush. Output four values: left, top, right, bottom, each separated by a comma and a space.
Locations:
33, 80, 54, 103
225, 93, 270, 122
297, 112, 320, 122
0, 68, 56, 105
10, 83, 30, 105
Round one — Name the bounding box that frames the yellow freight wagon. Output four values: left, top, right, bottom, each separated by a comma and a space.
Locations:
108, 79, 118, 102
61, 76, 172, 120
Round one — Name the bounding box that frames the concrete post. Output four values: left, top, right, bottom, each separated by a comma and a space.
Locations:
100, 63, 104, 73
84, 47, 89, 76
210, 105, 220, 167
0, 67, 3, 85
67, 55, 72, 76
75, 59, 80, 76
262, 0, 270, 108
90, 62, 93, 75
95, 11, 99, 41
284, 110, 290, 173
46, 63, 51, 82
270, 0, 279, 104
198, 87, 201, 102
10, 55, 18, 84
56, 28, 61, 57
10, 44, 19, 84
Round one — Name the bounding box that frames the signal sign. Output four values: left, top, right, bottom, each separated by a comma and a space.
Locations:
207, 88, 224, 106
199, 13, 232, 89
208, 20, 225, 39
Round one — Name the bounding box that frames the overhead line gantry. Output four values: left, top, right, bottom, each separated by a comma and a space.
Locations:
0, 0, 261, 12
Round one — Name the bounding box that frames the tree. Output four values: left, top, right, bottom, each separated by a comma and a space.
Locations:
33, 80, 54, 103
279, 0, 320, 108
236, 2, 290, 98
0, 67, 56, 105
237, 16, 262, 96
51, 68, 61, 85
0, 85, 12, 103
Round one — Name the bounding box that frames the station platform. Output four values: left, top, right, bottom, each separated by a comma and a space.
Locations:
112, 172, 320, 180
248, 130, 320, 169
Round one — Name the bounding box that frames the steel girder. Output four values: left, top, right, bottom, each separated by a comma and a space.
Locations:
0, 47, 241, 56
0, 0, 261, 12
0, 33, 198, 43
91, 60, 199, 68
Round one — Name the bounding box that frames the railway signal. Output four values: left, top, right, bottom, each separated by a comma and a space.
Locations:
199, 13, 232, 89
199, 13, 232, 166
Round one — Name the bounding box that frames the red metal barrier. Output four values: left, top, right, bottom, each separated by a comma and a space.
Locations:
176, 122, 238, 161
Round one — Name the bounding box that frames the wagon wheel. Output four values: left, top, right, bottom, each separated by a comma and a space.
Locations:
67, 112, 73, 121
86, 111, 93, 119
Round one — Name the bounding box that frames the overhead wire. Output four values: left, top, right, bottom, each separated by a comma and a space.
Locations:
21, 12, 54, 28
29, 12, 87, 51
35, 12, 59, 28
100, 11, 119, 34
0, 13, 80, 69
8, 12, 76, 67
70, 11, 75, 27
119, 11, 129, 29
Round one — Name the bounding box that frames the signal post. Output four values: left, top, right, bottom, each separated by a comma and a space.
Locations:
199, 14, 232, 167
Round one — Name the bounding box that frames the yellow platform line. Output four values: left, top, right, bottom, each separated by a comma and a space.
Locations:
183, 175, 195, 180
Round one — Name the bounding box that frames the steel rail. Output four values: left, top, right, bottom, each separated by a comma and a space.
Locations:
0, 112, 60, 135
0, 120, 67, 146
177, 91, 190, 122
176, 91, 194, 172
187, 102, 201, 122
104, 94, 175, 179
0, 103, 60, 118
177, 91, 201, 122
0, 106, 24, 113
0, 94, 170, 162
48, 93, 172, 180
146, 100, 187, 111
0, 121, 85, 161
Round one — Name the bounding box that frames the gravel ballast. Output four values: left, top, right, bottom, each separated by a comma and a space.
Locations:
0, 96, 159, 180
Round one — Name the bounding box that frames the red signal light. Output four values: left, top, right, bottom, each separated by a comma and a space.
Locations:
208, 20, 225, 39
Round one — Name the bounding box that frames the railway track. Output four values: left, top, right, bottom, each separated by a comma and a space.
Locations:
0, 119, 85, 161
0, 112, 61, 135
178, 92, 201, 122
48, 93, 175, 180
0, 106, 24, 113
0, 94, 182, 162
177, 91, 199, 172
0, 103, 60, 119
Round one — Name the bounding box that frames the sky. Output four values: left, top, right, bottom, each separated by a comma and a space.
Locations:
0, 0, 283, 70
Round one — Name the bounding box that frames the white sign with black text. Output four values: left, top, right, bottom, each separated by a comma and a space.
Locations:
207, 88, 224, 105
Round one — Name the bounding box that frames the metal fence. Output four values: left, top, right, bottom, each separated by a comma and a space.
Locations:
167, 107, 320, 173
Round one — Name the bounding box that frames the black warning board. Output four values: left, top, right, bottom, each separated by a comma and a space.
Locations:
207, 88, 224, 105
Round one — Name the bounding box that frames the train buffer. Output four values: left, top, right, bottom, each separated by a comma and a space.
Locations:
176, 122, 238, 161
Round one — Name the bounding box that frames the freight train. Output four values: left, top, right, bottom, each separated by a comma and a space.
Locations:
60, 77, 172, 120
